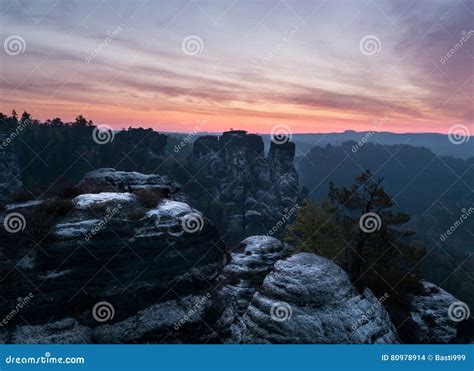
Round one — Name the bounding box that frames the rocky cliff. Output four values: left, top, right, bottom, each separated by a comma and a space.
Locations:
220, 236, 294, 315
230, 252, 398, 344
0, 169, 469, 344
222, 244, 469, 344
191, 130, 300, 243
0, 169, 226, 343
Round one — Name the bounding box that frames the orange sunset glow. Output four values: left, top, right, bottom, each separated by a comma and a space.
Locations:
1, 0, 473, 134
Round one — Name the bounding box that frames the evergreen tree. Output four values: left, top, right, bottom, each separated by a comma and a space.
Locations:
328, 170, 424, 296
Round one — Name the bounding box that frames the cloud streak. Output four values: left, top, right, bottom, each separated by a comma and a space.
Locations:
0, 0, 472, 134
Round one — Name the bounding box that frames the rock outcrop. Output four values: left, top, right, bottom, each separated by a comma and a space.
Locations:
232, 253, 398, 344
78, 168, 185, 201
220, 236, 294, 315
402, 281, 464, 343
191, 130, 299, 243
0, 169, 225, 343
1, 169, 469, 345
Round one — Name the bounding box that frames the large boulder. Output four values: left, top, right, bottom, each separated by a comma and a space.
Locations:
0, 170, 225, 343
78, 168, 185, 200
234, 253, 397, 344
403, 281, 468, 343
220, 236, 294, 314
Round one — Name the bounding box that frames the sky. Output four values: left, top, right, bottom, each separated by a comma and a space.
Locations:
0, 0, 473, 134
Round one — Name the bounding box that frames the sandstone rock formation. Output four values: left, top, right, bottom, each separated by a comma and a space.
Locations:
403, 281, 464, 343
232, 253, 398, 344
0, 166, 469, 344
220, 236, 294, 315
0, 169, 225, 343
191, 130, 299, 243
78, 168, 185, 201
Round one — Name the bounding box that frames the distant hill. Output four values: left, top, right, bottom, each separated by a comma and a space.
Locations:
297, 141, 473, 215
167, 130, 473, 159
261, 131, 473, 159
296, 141, 474, 310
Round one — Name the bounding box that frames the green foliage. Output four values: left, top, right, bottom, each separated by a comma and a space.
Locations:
285, 200, 346, 266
